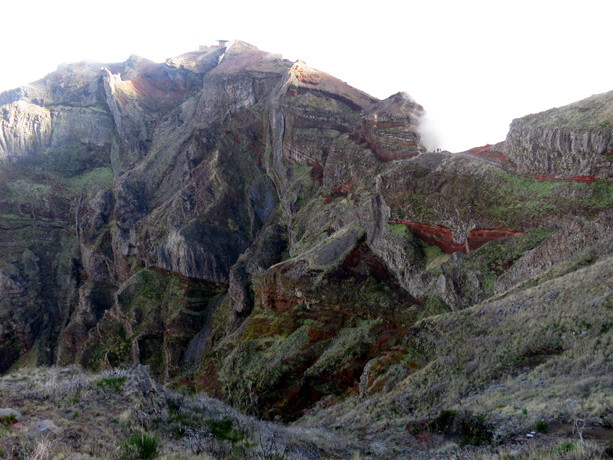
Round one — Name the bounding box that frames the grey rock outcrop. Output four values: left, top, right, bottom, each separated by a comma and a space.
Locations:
28, 419, 64, 438
0, 408, 21, 421
495, 217, 613, 294
505, 90, 613, 178
0, 264, 25, 296
0, 101, 51, 162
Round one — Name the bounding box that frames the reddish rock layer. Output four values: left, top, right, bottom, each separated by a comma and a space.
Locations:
530, 175, 599, 183
391, 221, 464, 253
390, 221, 522, 254
130, 74, 187, 101
464, 144, 509, 164
297, 73, 322, 85
467, 228, 523, 250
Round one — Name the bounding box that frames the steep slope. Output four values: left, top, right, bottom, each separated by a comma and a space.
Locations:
299, 249, 613, 437
0, 41, 612, 451
0, 41, 427, 378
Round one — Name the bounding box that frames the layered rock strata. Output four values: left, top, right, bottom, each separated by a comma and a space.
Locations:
505, 91, 613, 179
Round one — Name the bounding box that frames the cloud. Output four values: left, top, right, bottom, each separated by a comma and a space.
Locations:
417, 112, 440, 152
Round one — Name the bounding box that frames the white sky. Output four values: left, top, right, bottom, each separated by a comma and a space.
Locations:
1, 0, 612, 151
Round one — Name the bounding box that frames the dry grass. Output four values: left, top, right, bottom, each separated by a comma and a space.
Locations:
297, 255, 613, 456
493, 438, 608, 459
0, 365, 361, 459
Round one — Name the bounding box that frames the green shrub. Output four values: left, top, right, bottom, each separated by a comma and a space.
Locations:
0, 414, 16, 426
207, 418, 244, 443
556, 441, 576, 453
167, 411, 194, 438
535, 420, 549, 433
426, 410, 493, 446
121, 431, 160, 459
96, 376, 127, 393
426, 410, 458, 433
175, 384, 196, 395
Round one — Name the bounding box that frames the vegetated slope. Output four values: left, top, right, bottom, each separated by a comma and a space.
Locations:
0, 366, 359, 459
0, 40, 612, 456
1, 365, 610, 459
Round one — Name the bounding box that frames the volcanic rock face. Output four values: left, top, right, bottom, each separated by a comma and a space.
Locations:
0, 40, 612, 436
505, 91, 613, 179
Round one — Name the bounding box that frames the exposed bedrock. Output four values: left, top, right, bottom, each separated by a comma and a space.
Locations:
505, 90, 613, 179
358, 92, 426, 161
495, 216, 613, 294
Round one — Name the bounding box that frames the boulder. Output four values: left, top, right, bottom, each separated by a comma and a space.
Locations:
0, 408, 21, 421
28, 420, 63, 438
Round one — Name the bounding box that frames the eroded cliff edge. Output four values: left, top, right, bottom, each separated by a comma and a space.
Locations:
505, 90, 613, 179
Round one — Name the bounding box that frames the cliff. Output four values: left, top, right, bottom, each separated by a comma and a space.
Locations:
505, 90, 613, 179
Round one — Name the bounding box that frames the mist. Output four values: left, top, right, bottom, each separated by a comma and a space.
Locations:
417, 112, 441, 152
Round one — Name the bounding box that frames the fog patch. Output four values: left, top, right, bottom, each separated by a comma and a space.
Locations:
262, 52, 283, 61
418, 112, 441, 152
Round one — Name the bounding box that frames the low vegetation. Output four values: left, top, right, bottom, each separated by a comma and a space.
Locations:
1, 364, 610, 459
0, 366, 357, 459
121, 431, 160, 459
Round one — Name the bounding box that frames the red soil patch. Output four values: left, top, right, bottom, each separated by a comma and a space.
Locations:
390, 220, 522, 254
467, 144, 492, 154
332, 358, 363, 391
210, 50, 268, 75
468, 228, 523, 250
320, 192, 335, 204
320, 187, 355, 203
130, 75, 187, 101
363, 347, 413, 395
308, 328, 336, 343
339, 241, 399, 281
310, 162, 324, 184
530, 175, 599, 183
190, 366, 223, 398
368, 326, 408, 356
391, 221, 464, 253
465, 144, 508, 163
415, 431, 435, 446
297, 73, 321, 85
333, 180, 353, 195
